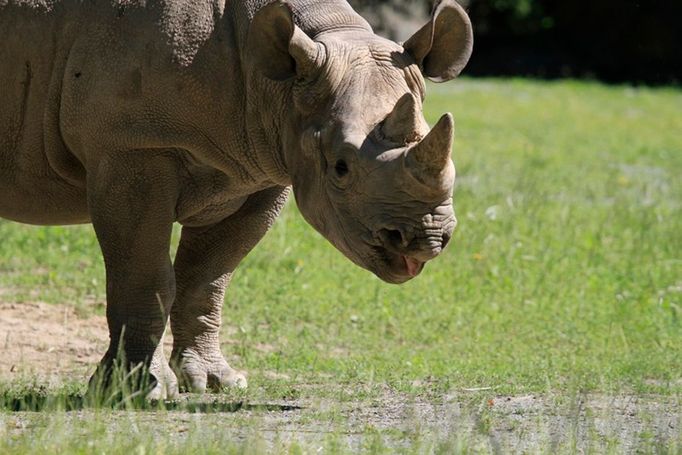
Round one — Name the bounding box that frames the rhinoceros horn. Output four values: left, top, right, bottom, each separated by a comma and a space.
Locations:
382, 94, 422, 145
406, 113, 454, 183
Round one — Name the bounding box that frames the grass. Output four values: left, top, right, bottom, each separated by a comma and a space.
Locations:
0, 78, 681, 452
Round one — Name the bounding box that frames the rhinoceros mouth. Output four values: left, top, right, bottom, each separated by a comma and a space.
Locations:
371, 246, 425, 284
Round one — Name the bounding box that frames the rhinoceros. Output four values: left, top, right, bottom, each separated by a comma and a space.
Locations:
0, 0, 472, 398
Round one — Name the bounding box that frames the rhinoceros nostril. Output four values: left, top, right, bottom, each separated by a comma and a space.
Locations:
386, 229, 403, 245
377, 229, 406, 249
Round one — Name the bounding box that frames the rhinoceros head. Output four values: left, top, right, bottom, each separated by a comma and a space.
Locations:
247, 0, 473, 283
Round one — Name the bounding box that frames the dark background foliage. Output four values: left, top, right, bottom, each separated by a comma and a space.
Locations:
348, 0, 681, 85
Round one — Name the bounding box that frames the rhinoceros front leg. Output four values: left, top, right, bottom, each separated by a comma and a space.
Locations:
171, 186, 290, 393
87, 152, 180, 400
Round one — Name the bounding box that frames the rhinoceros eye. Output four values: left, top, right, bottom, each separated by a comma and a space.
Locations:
334, 159, 349, 177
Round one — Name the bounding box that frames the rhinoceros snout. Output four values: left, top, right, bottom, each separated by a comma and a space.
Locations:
376, 223, 450, 262
366, 218, 454, 283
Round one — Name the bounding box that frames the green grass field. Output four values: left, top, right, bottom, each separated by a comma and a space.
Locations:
0, 79, 681, 452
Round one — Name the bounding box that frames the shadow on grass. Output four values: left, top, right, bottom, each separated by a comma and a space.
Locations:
1, 391, 302, 413
0, 351, 303, 413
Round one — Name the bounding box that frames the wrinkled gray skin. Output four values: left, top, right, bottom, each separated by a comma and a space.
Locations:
0, 0, 472, 398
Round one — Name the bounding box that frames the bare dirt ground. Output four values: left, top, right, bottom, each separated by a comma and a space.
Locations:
0, 301, 679, 452
0, 301, 106, 380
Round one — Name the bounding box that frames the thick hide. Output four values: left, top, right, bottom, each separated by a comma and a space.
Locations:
0, 0, 472, 398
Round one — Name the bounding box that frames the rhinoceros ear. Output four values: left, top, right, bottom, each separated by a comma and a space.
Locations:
247, 1, 322, 81
403, 0, 473, 82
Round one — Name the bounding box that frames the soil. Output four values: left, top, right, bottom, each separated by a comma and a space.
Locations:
0, 301, 679, 451
0, 301, 174, 381
0, 301, 106, 380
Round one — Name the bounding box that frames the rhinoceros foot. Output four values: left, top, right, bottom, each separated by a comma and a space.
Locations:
172, 348, 247, 393
87, 346, 180, 404
146, 355, 180, 401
